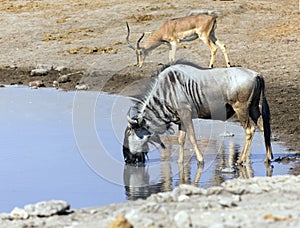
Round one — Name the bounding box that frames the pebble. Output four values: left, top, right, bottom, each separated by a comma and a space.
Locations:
75, 84, 89, 90
57, 74, 70, 83
218, 167, 236, 173
29, 80, 44, 87
219, 131, 235, 137
55, 65, 68, 72
53, 80, 59, 87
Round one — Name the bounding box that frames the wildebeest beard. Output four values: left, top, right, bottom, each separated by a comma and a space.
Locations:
122, 128, 148, 164
122, 125, 167, 164
123, 145, 148, 164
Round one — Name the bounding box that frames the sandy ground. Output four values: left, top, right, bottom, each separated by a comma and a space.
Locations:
0, 0, 299, 226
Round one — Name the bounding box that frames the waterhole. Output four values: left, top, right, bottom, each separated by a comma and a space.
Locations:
0, 86, 297, 212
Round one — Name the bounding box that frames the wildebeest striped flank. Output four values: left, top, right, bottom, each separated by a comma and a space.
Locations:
123, 61, 273, 165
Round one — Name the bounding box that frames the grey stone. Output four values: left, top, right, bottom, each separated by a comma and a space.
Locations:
24, 200, 70, 217
149, 191, 175, 203
139, 202, 161, 213
36, 64, 53, 71
57, 74, 70, 83
55, 66, 68, 72
173, 184, 205, 197
30, 68, 49, 76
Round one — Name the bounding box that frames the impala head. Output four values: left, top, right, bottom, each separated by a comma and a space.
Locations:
126, 22, 146, 67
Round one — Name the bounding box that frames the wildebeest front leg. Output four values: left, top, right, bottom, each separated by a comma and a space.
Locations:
177, 125, 186, 163
178, 108, 204, 164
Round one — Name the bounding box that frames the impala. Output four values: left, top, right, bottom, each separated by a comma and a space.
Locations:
126, 13, 231, 68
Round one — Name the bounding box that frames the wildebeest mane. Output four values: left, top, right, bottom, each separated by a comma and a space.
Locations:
134, 60, 209, 115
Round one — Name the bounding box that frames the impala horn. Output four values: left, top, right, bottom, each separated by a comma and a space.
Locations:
136, 33, 145, 49
126, 22, 136, 50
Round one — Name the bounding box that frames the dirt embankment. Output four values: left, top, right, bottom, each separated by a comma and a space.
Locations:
0, 0, 299, 151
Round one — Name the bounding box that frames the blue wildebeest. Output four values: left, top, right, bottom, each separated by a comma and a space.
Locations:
123, 61, 273, 165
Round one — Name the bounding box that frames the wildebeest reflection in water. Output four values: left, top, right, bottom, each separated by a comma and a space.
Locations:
123, 140, 273, 200
123, 164, 163, 200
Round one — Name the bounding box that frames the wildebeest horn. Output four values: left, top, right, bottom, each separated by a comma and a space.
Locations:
126, 22, 136, 50
137, 33, 145, 49
126, 108, 138, 127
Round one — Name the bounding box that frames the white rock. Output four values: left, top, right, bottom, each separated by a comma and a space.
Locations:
10, 207, 29, 220
75, 84, 89, 90
29, 80, 44, 87
24, 200, 70, 217
220, 131, 234, 137
218, 167, 235, 173
174, 210, 191, 228
178, 194, 190, 202
30, 68, 49, 76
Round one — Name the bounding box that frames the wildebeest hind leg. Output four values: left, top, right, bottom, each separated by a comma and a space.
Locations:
234, 105, 256, 164
250, 106, 273, 163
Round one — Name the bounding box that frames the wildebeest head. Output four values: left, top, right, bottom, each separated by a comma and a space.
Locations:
123, 115, 150, 164
123, 114, 166, 164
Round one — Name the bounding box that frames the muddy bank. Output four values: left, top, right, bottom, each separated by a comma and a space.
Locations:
1, 175, 300, 227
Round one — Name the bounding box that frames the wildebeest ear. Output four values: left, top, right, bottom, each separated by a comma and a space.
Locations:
127, 114, 139, 128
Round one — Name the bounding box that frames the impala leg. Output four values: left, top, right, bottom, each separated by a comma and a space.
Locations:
202, 38, 217, 68
177, 125, 186, 164
209, 31, 231, 68
215, 40, 231, 68
168, 41, 177, 63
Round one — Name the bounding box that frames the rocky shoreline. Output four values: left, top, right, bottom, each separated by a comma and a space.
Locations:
1, 175, 299, 227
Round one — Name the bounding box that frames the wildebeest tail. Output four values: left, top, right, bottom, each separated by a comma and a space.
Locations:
259, 76, 272, 158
